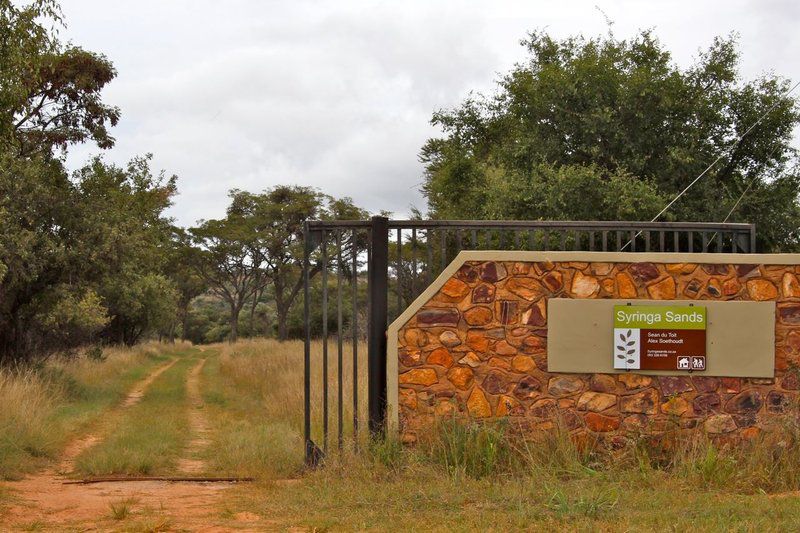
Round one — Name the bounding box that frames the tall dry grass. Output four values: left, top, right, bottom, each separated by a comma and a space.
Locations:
0, 342, 182, 479
201, 338, 368, 478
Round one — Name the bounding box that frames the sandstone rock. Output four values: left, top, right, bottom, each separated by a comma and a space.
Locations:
521, 335, 546, 354
534, 261, 554, 275
496, 394, 525, 416
584, 412, 620, 432
767, 391, 792, 413
787, 331, 800, 353
571, 271, 600, 298
590, 374, 617, 394
733, 413, 757, 428
511, 355, 536, 373
467, 388, 492, 418
658, 376, 693, 396
692, 377, 720, 393
736, 264, 760, 278
782, 373, 800, 390
457, 264, 480, 283
404, 328, 429, 347
741, 427, 761, 440
629, 263, 660, 282
779, 304, 800, 324
399, 348, 422, 367
746, 279, 778, 301
725, 390, 763, 413
592, 263, 613, 276
488, 357, 511, 370
512, 263, 531, 275
458, 352, 482, 368
441, 278, 470, 300
704, 414, 737, 434
513, 375, 541, 400
693, 393, 721, 414
530, 398, 558, 418
466, 330, 490, 352
666, 263, 698, 275
783, 273, 800, 298
601, 278, 615, 293
494, 340, 517, 355
417, 308, 460, 326
522, 302, 546, 326
577, 392, 617, 412
569, 262, 589, 270
498, 300, 519, 325
426, 347, 454, 368
706, 278, 722, 298
618, 374, 652, 390
472, 284, 496, 303
647, 276, 676, 299
399, 369, 438, 386
434, 399, 457, 417
616, 272, 638, 298
723, 278, 741, 296
721, 377, 741, 393
702, 264, 730, 276
439, 330, 461, 348
506, 277, 545, 301
619, 388, 659, 414
622, 414, 648, 431
548, 375, 584, 397
399, 388, 417, 410
542, 271, 563, 292
661, 396, 690, 416
401, 432, 417, 444
482, 370, 511, 395
480, 262, 507, 283
446, 367, 474, 390
683, 278, 702, 298
463, 306, 493, 326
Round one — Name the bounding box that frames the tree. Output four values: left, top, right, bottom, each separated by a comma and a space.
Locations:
226, 186, 368, 341
421, 31, 800, 251
0, 1, 119, 157
165, 229, 207, 342
190, 215, 265, 343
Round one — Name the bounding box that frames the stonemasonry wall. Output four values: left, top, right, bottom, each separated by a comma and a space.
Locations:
396, 259, 800, 444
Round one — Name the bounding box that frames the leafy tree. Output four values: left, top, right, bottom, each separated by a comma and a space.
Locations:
189, 215, 265, 343
227, 186, 368, 341
421, 31, 800, 251
0, 0, 119, 157
164, 229, 208, 342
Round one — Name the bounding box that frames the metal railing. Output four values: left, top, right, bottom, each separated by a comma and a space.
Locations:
302, 218, 756, 464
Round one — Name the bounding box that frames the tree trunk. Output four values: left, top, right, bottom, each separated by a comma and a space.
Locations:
181, 306, 189, 342
229, 302, 239, 343
276, 304, 289, 341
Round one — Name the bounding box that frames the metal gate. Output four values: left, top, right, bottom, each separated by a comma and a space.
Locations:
302, 218, 756, 464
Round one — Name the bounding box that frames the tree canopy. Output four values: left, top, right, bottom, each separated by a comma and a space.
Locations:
421, 31, 800, 251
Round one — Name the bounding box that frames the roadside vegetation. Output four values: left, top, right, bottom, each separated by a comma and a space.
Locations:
0, 343, 174, 479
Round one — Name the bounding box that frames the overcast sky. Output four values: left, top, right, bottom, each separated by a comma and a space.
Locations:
59, 0, 799, 227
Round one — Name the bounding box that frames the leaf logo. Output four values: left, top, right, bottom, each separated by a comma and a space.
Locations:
615, 329, 637, 365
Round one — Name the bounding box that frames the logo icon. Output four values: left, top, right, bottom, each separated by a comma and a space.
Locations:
691, 356, 706, 370
677, 357, 691, 370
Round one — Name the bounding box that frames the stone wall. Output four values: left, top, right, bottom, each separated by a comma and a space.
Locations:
395, 257, 800, 444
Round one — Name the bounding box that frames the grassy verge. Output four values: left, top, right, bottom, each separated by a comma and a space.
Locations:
72, 347, 199, 476
200, 340, 305, 479
226, 419, 800, 531
0, 342, 177, 479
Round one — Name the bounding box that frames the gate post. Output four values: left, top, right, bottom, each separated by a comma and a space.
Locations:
367, 216, 389, 435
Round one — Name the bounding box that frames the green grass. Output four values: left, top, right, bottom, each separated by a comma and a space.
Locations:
0, 343, 174, 479
73, 348, 199, 476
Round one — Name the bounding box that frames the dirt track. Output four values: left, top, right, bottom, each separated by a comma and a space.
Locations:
0, 353, 265, 532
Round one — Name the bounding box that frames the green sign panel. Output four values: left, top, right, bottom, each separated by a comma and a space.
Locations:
613, 305, 707, 330
613, 305, 707, 372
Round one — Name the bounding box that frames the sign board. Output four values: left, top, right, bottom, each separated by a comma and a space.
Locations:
613, 305, 706, 371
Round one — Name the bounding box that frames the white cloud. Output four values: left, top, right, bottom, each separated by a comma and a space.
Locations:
60, 0, 800, 226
